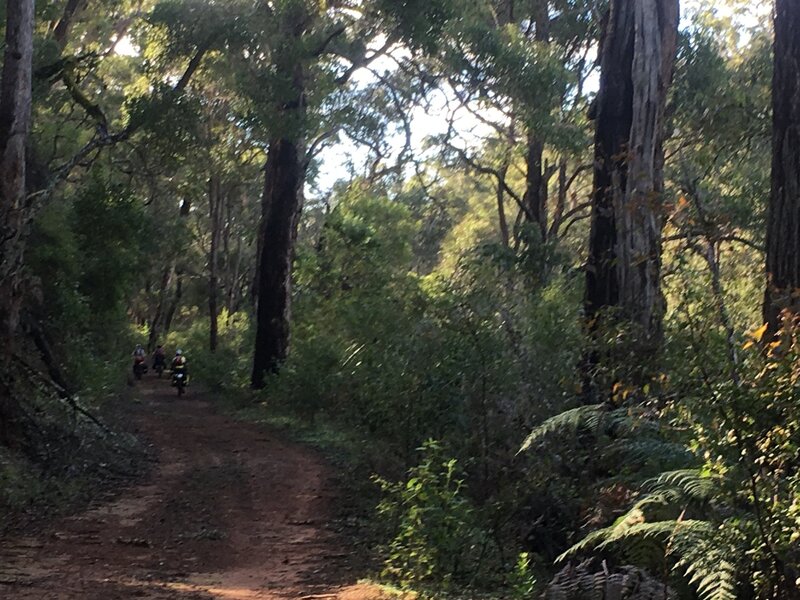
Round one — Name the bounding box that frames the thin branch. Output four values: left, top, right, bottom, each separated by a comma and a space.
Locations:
309, 24, 347, 57
52, 41, 212, 182
565, 163, 593, 193
447, 143, 532, 220
334, 34, 400, 85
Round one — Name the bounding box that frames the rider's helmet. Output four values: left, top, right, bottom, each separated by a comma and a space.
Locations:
176, 349, 183, 355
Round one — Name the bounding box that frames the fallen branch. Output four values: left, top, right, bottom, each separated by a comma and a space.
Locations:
11, 354, 116, 437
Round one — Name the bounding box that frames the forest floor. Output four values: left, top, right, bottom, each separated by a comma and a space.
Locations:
0, 378, 395, 600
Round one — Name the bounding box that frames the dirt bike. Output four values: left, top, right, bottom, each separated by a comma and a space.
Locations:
133, 356, 148, 380
172, 367, 188, 396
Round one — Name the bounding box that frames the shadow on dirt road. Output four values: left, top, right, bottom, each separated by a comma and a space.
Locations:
0, 378, 388, 600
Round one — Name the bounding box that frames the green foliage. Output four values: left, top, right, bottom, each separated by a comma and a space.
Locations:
534, 309, 800, 599
12, 3, 796, 600
164, 309, 253, 393
27, 167, 149, 392
271, 183, 581, 453
374, 440, 491, 590
376, 0, 456, 53
266, 180, 584, 593
71, 170, 149, 321
508, 552, 538, 599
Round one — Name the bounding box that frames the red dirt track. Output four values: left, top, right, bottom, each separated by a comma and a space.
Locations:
0, 380, 388, 600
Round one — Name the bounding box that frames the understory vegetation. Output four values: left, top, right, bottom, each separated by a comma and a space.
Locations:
2, 1, 800, 599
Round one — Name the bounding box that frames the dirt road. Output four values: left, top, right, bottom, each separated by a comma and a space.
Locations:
0, 380, 384, 600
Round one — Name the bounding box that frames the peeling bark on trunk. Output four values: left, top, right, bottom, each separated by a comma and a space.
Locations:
615, 0, 677, 338
764, 0, 800, 335
585, 0, 678, 341
583, 0, 678, 401
0, 0, 34, 448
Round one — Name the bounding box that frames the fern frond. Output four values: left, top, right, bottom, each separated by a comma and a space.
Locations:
610, 438, 692, 470
557, 508, 645, 562
684, 562, 737, 600
519, 401, 665, 453
559, 516, 710, 562
643, 469, 719, 503
559, 510, 737, 600
519, 404, 608, 452
673, 529, 738, 600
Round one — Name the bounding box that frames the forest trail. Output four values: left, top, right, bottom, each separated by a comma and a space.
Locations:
0, 379, 385, 600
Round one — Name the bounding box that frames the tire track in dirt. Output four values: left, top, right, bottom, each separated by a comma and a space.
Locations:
0, 379, 388, 600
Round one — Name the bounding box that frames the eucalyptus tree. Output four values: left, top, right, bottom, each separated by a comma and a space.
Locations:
236, 1, 405, 387
583, 0, 679, 393
238, 0, 466, 387
0, 0, 35, 445
764, 0, 800, 335
126, 0, 406, 385
423, 0, 597, 249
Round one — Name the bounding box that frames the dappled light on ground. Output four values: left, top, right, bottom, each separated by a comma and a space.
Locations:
0, 380, 366, 599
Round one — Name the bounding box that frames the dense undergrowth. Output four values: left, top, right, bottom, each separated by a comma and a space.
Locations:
0, 171, 149, 531
5, 4, 798, 600
175, 179, 800, 600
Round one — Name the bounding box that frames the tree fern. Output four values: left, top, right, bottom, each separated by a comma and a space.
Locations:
543, 560, 677, 599
607, 438, 692, 472
520, 404, 608, 452
557, 518, 737, 600
519, 403, 655, 452
642, 469, 719, 502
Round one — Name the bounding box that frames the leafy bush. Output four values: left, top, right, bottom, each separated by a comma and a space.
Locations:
374, 440, 492, 590
165, 309, 253, 393
530, 307, 800, 600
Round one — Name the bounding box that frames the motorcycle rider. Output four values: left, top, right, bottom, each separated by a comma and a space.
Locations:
132, 344, 147, 377
171, 349, 189, 385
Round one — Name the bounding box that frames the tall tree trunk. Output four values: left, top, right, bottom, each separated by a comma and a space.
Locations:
0, 0, 34, 357
583, 0, 678, 399
496, 161, 511, 247
250, 4, 309, 389
764, 0, 800, 335
227, 234, 243, 315
0, 0, 35, 448
221, 187, 232, 314
163, 271, 183, 334
549, 159, 568, 238
522, 0, 550, 240
251, 134, 304, 388
523, 135, 546, 238
208, 174, 222, 352
147, 266, 172, 351
585, 0, 678, 338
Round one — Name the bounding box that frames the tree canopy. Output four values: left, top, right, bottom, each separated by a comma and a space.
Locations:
2, 1, 799, 598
